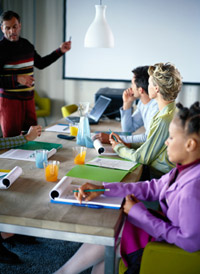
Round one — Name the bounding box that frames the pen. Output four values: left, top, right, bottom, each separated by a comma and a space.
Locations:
76, 204, 104, 209
109, 129, 118, 142
73, 188, 110, 193
0, 174, 7, 179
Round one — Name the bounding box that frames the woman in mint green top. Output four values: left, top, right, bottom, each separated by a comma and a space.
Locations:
110, 63, 182, 177
0, 125, 42, 149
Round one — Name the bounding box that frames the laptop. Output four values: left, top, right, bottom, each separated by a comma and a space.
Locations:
65, 95, 112, 125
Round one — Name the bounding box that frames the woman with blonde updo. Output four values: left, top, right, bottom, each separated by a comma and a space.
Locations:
109, 62, 182, 179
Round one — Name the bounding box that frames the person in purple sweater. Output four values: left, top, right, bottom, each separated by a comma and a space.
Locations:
55, 101, 200, 274
0, 10, 71, 137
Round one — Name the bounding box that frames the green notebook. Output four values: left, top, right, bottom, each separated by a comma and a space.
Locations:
66, 163, 140, 183
16, 141, 62, 151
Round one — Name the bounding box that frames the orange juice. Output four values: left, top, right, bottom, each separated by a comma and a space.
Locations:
74, 151, 86, 165
70, 126, 78, 136
45, 163, 59, 182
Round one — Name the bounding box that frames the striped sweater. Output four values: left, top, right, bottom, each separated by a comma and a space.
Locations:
0, 36, 63, 100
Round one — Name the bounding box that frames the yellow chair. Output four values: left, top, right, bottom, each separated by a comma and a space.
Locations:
61, 104, 78, 118
34, 90, 51, 126
119, 242, 200, 274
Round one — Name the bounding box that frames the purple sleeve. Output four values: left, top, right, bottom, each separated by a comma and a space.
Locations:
103, 173, 169, 201
126, 181, 200, 252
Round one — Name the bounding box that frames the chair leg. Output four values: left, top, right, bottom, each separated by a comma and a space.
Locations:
43, 117, 48, 127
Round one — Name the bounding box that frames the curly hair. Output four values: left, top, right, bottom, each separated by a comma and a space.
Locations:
175, 101, 200, 136
148, 63, 182, 101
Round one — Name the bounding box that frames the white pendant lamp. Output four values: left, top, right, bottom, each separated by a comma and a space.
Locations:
84, 2, 114, 48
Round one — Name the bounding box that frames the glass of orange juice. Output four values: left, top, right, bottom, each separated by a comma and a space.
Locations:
69, 123, 79, 136
72, 146, 87, 165
44, 161, 60, 182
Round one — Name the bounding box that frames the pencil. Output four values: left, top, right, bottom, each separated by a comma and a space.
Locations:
73, 189, 110, 193
109, 129, 118, 142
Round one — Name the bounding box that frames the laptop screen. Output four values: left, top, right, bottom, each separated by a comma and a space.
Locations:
89, 95, 111, 122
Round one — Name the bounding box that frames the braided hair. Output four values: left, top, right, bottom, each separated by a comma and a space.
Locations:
176, 101, 200, 136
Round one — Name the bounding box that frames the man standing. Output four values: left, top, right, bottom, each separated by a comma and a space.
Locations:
0, 10, 71, 137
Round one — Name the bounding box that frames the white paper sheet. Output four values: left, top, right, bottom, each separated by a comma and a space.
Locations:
0, 148, 57, 162
45, 124, 70, 133
0, 166, 22, 189
86, 157, 137, 171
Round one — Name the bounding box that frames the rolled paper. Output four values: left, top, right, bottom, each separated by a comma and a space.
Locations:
49, 176, 72, 199
0, 166, 22, 189
93, 139, 105, 154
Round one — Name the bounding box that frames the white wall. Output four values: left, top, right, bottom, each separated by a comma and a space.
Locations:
33, 0, 130, 124
1, 0, 200, 126
65, 0, 200, 83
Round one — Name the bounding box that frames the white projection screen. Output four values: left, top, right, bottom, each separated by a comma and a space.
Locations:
64, 0, 200, 84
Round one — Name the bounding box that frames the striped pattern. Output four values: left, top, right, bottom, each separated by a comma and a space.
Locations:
0, 37, 35, 100
4, 58, 34, 69
0, 135, 27, 150
0, 36, 63, 101
114, 102, 176, 174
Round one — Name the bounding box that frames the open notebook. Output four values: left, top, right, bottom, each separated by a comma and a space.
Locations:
49, 176, 123, 209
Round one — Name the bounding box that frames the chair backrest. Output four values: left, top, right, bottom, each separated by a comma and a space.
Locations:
140, 242, 200, 274
119, 242, 200, 274
34, 90, 51, 116
61, 104, 78, 118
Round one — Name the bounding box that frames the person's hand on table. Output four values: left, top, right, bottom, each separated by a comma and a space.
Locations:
109, 133, 131, 149
109, 133, 124, 149
25, 125, 42, 141
95, 133, 110, 144
74, 183, 104, 204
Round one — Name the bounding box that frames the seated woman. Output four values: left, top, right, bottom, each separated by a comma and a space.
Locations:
107, 63, 182, 179
55, 101, 200, 274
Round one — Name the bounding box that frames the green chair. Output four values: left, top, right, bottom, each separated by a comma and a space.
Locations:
119, 242, 200, 274
61, 104, 78, 118
34, 90, 51, 126
140, 242, 200, 274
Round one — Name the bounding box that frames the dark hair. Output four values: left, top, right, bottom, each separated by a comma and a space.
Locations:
132, 66, 149, 94
176, 101, 200, 136
0, 10, 20, 24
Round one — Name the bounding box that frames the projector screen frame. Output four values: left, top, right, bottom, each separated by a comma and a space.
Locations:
63, 0, 200, 85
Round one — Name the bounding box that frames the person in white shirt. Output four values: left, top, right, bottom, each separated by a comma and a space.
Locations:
96, 66, 158, 144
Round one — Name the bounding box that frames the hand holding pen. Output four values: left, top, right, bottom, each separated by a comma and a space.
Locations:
60, 36, 72, 53
109, 131, 122, 149
74, 182, 106, 204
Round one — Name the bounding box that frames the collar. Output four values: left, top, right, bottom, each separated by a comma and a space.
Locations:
176, 159, 200, 173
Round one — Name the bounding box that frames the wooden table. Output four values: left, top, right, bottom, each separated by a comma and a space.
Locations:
0, 118, 142, 273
